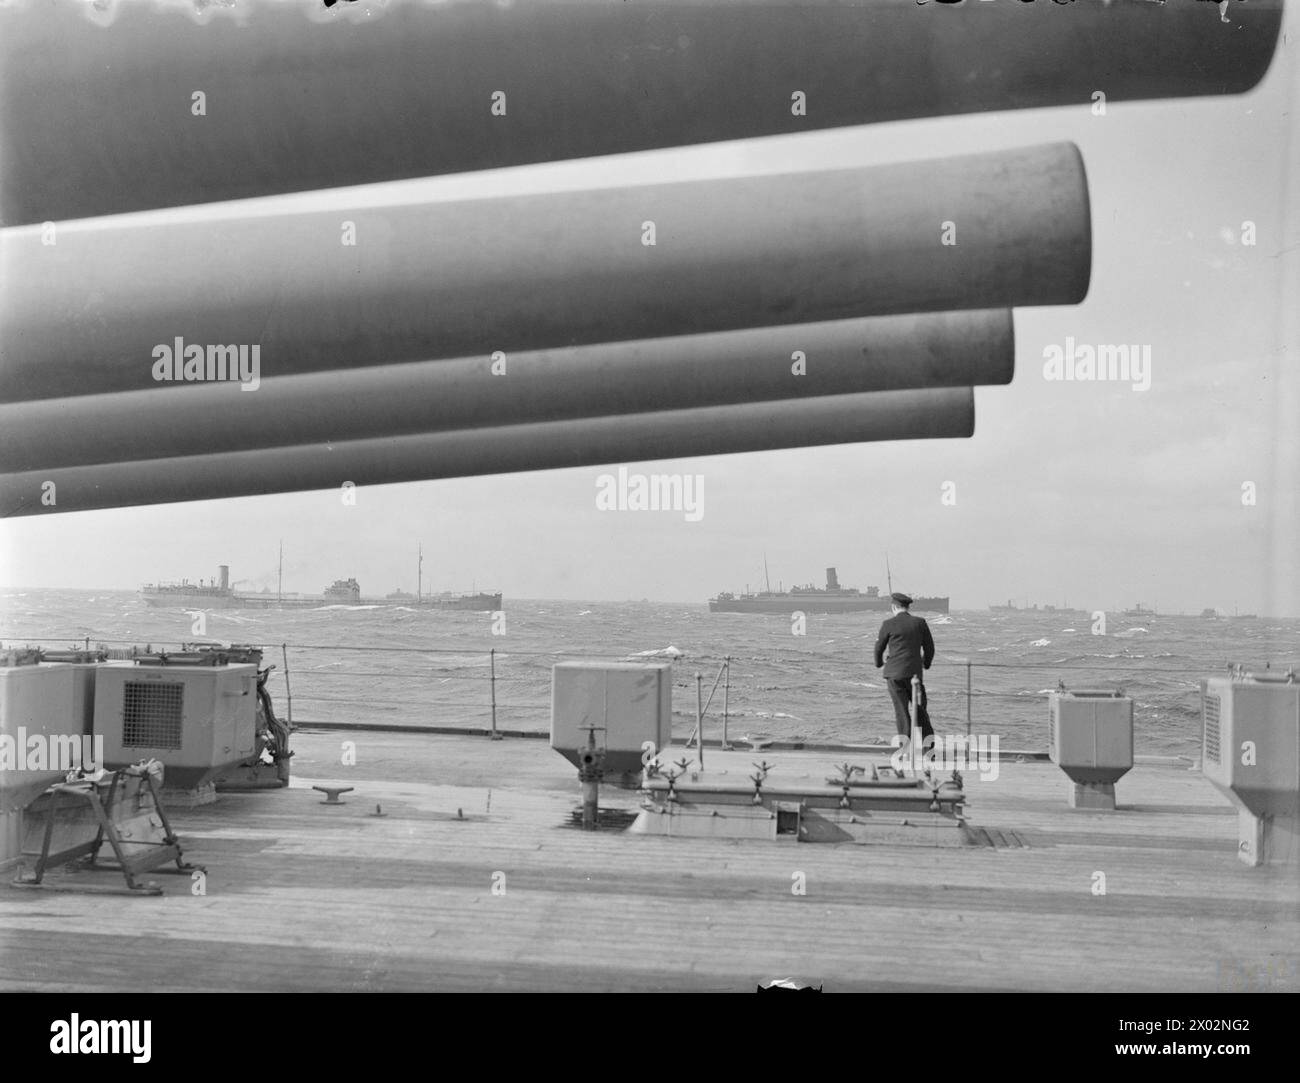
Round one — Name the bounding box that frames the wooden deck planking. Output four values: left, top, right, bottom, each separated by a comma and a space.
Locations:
1, 731, 1296, 992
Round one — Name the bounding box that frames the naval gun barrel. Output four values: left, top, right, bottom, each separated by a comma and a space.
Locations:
0, 0, 1281, 224
0, 144, 1086, 403
0, 388, 973, 516
0, 310, 1011, 473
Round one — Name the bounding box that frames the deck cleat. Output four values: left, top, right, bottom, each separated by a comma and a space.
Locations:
661, 768, 683, 802
313, 785, 354, 805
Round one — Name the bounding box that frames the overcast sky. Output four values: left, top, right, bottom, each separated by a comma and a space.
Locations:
1, 5, 1296, 616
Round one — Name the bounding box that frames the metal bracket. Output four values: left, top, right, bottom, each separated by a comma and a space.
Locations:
14, 766, 200, 896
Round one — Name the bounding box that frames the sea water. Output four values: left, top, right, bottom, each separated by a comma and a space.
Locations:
2, 589, 1297, 758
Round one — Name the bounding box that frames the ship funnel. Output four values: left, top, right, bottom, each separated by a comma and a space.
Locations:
218, 565, 229, 591
826, 568, 839, 591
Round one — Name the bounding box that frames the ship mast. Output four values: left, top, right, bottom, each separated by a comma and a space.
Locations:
886, 552, 893, 596
418, 543, 423, 602
278, 541, 283, 604
763, 554, 771, 594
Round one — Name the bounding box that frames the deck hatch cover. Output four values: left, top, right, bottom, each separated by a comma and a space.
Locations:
122, 681, 184, 749
1203, 693, 1221, 765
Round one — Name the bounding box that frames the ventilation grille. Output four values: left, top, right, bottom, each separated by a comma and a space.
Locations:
1049, 700, 1059, 761
122, 681, 184, 749
1203, 693, 1221, 765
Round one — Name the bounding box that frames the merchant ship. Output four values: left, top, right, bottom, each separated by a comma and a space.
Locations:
384, 545, 502, 611
140, 565, 363, 609
709, 566, 948, 614
141, 538, 502, 611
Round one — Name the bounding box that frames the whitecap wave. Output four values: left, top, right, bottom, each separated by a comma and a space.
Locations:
628, 645, 685, 659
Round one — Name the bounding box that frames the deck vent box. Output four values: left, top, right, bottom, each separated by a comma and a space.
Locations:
1, 662, 96, 870
55, 662, 99, 737
95, 662, 257, 801
1048, 687, 1133, 810
551, 662, 673, 776
1200, 672, 1299, 867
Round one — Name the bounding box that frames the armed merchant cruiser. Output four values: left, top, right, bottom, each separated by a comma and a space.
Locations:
709, 567, 948, 614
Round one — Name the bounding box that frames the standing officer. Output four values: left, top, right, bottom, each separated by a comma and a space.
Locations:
873, 592, 936, 746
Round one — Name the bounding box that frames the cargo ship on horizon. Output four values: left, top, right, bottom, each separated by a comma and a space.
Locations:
384, 588, 504, 611
709, 566, 948, 614
384, 544, 502, 611
140, 566, 363, 609
140, 562, 501, 612
990, 600, 1089, 617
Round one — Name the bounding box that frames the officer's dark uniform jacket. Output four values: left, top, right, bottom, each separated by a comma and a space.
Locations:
873, 611, 936, 680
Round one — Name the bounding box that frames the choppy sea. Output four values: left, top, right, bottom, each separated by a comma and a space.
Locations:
3, 590, 1298, 758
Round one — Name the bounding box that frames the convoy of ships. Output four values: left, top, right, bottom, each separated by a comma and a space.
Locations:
990, 601, 1258, 619
142, 557, 1252, 621
706, 564, 1252, 619
141, 560, 502, 612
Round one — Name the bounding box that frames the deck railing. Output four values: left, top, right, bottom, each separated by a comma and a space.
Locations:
5, 632, 1289, 754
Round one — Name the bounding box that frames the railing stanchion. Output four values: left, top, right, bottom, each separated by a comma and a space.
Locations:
282, 643, 293, 727
966, 659, 972, 737
490, 648, 501, 740
722, 656, 731, 750
685, 661, 726, 751
910, 674, 921, 775
695, 671, 704, 771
